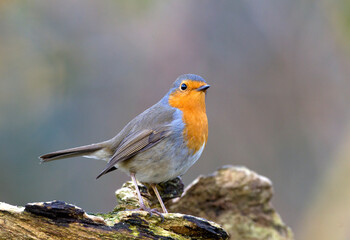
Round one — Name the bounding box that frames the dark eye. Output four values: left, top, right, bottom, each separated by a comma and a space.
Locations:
180, 83, 187, 90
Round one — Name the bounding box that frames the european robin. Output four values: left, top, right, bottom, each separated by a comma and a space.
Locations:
40, 74, 210, 215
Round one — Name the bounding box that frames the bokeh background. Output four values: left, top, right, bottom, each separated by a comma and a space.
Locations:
1, 1, 350, 239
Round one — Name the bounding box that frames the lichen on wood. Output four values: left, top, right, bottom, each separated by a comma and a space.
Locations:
0, 200, 227, 239
0, 165, 293, 239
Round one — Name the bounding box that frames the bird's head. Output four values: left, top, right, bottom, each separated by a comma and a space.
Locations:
167, 74, 210, 111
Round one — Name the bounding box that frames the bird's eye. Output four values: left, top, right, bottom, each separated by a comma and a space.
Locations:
180, 83, 187, 91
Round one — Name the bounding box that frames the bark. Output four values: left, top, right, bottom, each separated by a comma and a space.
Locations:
0, 165, 293, 240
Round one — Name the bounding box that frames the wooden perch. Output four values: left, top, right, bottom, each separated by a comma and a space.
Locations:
0, 165, 293, 239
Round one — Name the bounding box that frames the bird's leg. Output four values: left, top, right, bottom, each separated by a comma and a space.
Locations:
151, 184, 168, 213
130, 172, 147, 210
129, 173, 164, 220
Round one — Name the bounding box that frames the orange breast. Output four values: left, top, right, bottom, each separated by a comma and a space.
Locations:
181, 106, 208, 152
168, 83, 208, 153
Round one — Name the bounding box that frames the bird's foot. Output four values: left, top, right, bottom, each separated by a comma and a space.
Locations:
125, 207, 165, 222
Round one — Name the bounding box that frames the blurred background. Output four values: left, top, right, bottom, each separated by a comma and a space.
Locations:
0, 1, 349, 239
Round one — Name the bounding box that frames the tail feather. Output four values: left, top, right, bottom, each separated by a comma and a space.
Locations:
39, 143, 104, 162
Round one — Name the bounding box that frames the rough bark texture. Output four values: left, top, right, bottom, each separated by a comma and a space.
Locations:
0, 165, 293, 239
169, 166, 293, 240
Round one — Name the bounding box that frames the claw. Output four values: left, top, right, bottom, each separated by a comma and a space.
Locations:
128, 173, 165, 222
125, 207, 165, 222
147, 208, 165, 222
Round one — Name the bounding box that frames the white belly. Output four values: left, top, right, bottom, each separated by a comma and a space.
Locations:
171, 143, 205, 179
117, 142, 206, 183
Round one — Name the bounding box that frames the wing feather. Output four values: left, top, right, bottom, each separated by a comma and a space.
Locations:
96, 126, 171, 179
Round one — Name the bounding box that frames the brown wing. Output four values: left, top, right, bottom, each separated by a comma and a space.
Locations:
96, 126, 171, 179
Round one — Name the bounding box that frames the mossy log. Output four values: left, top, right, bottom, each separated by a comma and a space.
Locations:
0, 165, 293, 239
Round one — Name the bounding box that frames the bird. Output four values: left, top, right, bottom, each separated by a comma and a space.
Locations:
39, 74, 210, 215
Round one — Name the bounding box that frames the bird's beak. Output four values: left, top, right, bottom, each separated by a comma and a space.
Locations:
197, 84, 210, 92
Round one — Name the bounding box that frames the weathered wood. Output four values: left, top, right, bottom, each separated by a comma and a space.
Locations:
0, 165, 293, 239
169, 166, 294, 240
0, 200, 227, 239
